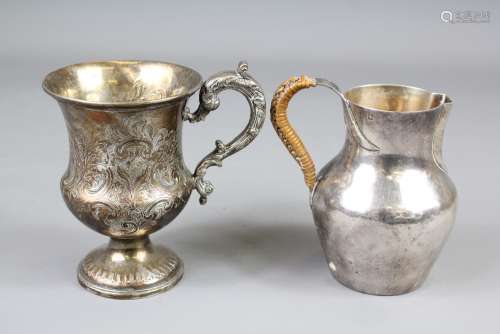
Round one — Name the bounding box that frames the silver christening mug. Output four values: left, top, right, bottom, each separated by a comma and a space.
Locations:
271, 76, 456, 295
43, 60, 265, 298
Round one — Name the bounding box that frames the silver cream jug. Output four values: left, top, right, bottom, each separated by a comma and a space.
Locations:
271, 76, 456, 295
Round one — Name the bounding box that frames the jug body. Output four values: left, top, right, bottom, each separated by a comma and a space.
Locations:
311, 93, 456, 295
271, 78, 456, 295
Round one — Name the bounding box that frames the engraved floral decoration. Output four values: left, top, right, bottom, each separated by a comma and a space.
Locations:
62, 115, 191, 236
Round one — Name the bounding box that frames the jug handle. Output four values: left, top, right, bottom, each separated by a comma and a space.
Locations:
270, 75, 378, 192
182, 61, 266, 204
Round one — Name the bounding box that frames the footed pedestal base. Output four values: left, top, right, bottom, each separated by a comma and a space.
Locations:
77, 237, 183, 299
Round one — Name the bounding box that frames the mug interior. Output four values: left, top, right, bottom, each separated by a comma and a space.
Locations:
344, 84, 443, 112
43, 61, 203, 106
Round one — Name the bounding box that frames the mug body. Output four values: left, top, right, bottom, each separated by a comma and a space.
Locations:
59, 101, 194, 238
44, 60, 203, 239
43, 60, 266, 298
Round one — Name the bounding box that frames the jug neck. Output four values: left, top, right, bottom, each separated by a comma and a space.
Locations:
344, 100, 451, 165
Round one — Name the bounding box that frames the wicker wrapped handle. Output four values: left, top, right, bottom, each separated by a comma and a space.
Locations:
270, 76, 317, 191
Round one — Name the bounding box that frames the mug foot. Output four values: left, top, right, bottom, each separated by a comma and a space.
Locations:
77, 237, 183, 299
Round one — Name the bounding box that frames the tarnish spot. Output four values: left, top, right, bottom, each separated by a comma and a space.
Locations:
88, 111, 112, 123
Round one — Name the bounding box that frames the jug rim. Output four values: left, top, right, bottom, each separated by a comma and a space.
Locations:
344, 83, 448, 113
42, 60, 203, 108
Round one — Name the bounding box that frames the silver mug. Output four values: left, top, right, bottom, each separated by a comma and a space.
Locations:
271, 76, 456, 295
43, 60, 265, 298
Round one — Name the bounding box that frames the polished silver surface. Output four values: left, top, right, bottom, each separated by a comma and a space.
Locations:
312, 82, 456, 295
43, 60, 266, 298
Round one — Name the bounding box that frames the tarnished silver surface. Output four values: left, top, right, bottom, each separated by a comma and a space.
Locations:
43, 60, 265, 298
312, 82, 456, 295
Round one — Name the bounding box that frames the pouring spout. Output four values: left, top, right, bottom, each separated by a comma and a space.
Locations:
444, 95, 453, 113
432, 92, 453, 113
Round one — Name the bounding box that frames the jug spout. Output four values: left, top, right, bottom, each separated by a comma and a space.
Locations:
444, 95, 453, 113
432, 92, 453, 112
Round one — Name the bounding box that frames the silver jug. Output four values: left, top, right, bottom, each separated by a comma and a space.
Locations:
271, 76, 456, 295
43, 60, 265, 298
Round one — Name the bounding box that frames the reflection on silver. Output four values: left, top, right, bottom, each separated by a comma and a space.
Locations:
340, 163, 376, 213
398, 169, 439, 213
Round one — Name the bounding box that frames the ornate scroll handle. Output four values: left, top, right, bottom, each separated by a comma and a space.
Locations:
270, 76, 379, 192
183, 61, 266, 204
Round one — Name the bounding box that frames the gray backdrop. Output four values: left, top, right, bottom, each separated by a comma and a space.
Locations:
1, 0, 498, 333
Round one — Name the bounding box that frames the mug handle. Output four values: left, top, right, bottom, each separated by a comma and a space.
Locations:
270, 75, 378, 192
183, 61, 266, 204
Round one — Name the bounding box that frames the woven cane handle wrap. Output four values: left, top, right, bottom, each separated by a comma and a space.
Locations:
271, 76, 317, 191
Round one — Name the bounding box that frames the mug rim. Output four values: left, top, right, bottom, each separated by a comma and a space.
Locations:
42, 60, 203, 108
